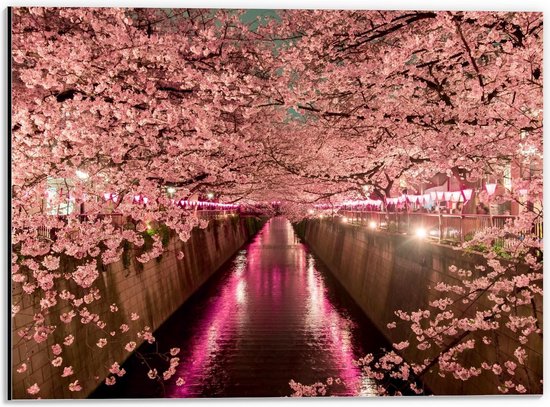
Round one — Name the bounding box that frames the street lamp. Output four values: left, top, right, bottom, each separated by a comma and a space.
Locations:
207, 192, 214, 200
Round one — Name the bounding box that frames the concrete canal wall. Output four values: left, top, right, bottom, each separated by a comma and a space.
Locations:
295, 219, 542, 395
12, 216, 264, 399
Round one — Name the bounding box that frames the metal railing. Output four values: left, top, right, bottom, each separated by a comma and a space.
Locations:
338, 210, 541, 248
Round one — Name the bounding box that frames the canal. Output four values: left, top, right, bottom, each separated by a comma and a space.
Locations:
91, 217, 391, 398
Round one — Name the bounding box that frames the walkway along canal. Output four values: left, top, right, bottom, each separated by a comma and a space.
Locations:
91, 217, 391, 398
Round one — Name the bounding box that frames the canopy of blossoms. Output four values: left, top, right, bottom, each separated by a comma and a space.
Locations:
11, 7, 542, 398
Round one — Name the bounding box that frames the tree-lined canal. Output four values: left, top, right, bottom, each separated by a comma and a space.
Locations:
92, 217, 390, 398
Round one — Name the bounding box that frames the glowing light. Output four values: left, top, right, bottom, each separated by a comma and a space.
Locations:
369, 221, 377, 229
207, 192, 214, 200
415, 228, 427, 238
103, 192, 111, 200
342, 217, 348, 223
235, 280, 246, 304
75, 170, 89, 180
167, 187, 176, 194
308, 209, 314, 215
485, 183, 497, 195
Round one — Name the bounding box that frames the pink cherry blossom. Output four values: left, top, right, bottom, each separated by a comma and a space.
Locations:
96, 338, 107, 348
68, 380, 82, 392
51, 357, 63, 367
51, 344, 62, 356
26, 383, 40, 395
61, 366, 73, 377
125, 341, 136, 352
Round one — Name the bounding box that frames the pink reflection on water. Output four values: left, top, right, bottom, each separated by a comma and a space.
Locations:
167, 249, 249, 398
166, 217, 376, 397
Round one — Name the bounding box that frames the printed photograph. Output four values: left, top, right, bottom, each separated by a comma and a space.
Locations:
9, 4, 543, 399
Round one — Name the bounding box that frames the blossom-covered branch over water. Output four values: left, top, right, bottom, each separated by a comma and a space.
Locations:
11, 7, 542, 398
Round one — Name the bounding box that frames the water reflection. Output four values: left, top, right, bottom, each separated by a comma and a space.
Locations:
92, 217, 387, 398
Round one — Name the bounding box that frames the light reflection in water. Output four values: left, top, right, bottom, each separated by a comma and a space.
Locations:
167, 217, 377, 397
96, 217, 384, 398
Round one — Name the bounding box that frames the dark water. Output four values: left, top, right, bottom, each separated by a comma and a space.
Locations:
92, 217, 390, 398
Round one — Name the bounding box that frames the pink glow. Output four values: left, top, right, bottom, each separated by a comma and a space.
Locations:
485, 183, 497, 195
165, 218, 374, 397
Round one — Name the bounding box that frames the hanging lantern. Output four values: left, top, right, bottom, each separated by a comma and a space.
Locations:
451, 191, 461, 202
444, 191, 452, 201
436, 191, 445, 201
103, 192, 111, 201
485, 183, 497, 195
462, 189, 473, 201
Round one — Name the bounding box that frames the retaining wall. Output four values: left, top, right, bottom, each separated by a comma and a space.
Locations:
295, 219, 542, 395
11, 216, 264, 399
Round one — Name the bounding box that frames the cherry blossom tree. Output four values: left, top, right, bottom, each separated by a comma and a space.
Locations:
11, 7, 285, 398
266, 9, 543, 395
